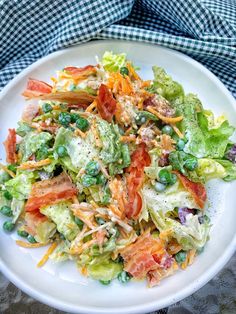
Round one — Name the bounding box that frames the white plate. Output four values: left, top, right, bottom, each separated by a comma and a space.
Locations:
0, 40, 236, 314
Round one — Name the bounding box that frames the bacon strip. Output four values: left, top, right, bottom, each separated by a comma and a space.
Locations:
4, 129, 17, 164
25, 172, 77, 212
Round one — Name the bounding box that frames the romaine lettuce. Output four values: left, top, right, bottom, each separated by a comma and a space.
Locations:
142, 182, 197, 215
53, 127, 98, 172
215, 159, 236, 182
149, 208, 210, 250
101, 51, 126, 72
40, 201, 79, 241
35, 220, 57, 243
11, 198, 25, 223
5, 172, 36, 200
87, 260, 122, 281
19, 131, 52, 161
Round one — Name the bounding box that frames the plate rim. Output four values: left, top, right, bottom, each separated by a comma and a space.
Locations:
0, 39, 236, 314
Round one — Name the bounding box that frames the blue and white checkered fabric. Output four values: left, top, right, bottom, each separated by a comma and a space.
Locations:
0, 0, 235, 98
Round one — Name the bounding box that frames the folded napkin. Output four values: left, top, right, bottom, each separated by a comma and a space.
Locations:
0, 0, 235, 97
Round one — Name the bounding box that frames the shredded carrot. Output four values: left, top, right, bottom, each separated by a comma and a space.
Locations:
107, 72, 133, 95
37, 242, 58, 267
16, 240, 49, 248
108, 204, 122, 218
159, 229, 172, 240
86, 100, 97, 112
74, 128, 86, 138
124, 127, 133, 135
81, 265, 88, 276
141, 80, 151, 88
70, 239, 97, 255
0, 163, 16, 177
167, 240, 182, 255
160, 134, 175, 152
181, 257, 189, 269
138, 101, 143, 110
188, 249, 196, 266
146, 106, 183, 124
120, 135, 136, 143
18, 158, 51, 170
127, 62, 140, 81
172, 124, 184, 138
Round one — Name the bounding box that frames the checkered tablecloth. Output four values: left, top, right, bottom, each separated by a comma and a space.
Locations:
0, 0, 236, 97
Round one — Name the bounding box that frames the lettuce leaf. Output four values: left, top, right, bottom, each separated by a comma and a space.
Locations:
101, 51, 126, 72
149, 208, 210, 250
215, 159, 236, 182
142, 182, 197, 215
35, 220, 57, 243
150, 66, 185, 102
192, 158, 226, 182
87, 260, 122, 281
19, 131, 52, 162
40, 201, 79, 241
53, 127, 98, 172
96, 119, 130, 174
0, 170, 11, 184
11, 198, 25, 223
0, 190, 11, 209
5, 172, 36, 200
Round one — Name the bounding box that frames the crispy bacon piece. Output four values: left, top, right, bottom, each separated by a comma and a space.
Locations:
24, 211, 48, 236
22, 78, 52, 98
97, 84, 117, 122
64, 65, 96, 79
25, 172, 77, 212
125, 143, 151, 219
174, 171, 207, 209
4, 129, 17, 164
120, 231, 166, 279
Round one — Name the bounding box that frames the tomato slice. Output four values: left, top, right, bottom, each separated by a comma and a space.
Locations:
64, 65, 96, 79
25, 172, 77, 212
4, 129, 17, 164
174, 171, 207, 209
125, 143, 151, 219
97, 84, 117, 122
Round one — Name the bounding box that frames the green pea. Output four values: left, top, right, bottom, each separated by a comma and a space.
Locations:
3, 221, 14, 232
3, 190, 13, 200
158, 169, 177, 185
17, 229, 29, 238
154, 181, 167, 192
56, 145, 68, 158
7, 164, 17, 173
184, 157, 198, 171
118, 271, 131, 283
175, 251, 187, 264
162, 125, 173, 136
81, 174, 97, 187
120, 67, 129, 76
176, 139, 186, 151
0, 205, 12, 217
99, 280, 111, 285
135, 113, 147, 126
58, 112, 71, 126
42, 103, 53, 113
96, 217, 106, 225
96, 173, 107, 185
75, 217, 84, 229
76, 117, 89, 132
27, 235, 37, 243
70, 113, 80, 123
85, 161, 100, 176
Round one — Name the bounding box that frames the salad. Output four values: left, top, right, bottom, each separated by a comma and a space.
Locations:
1, 51, 236, 287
